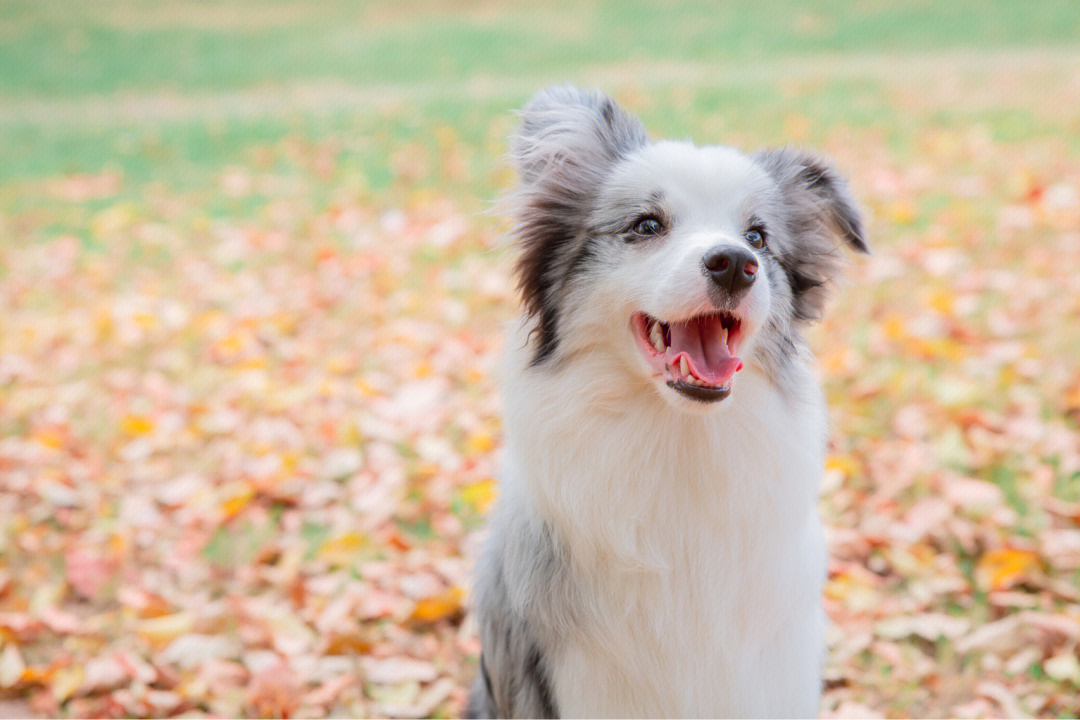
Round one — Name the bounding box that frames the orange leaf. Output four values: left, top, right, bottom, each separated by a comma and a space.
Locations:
975, 548, 1040, 591
220, 484, 255, 519
122, 415, 155, 436
32, 429, 65, 449
411, 586, 465, 623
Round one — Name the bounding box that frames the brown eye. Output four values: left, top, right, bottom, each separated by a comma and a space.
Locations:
745, 228, 766, 248
632, 216, 664, 236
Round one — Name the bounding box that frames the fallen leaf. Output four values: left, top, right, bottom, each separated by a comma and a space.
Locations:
975, 548, 1041, 591
137, 612, 194, 645
363, 657, 437, 685
410, 585, 466, 623
0, 644, 26, 688
1044, 650, 1080, 684
460, 479, 498, 513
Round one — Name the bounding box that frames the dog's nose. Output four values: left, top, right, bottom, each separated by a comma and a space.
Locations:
703, 246, 758, 294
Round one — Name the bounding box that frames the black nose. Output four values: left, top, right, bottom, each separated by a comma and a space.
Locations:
703, 246, 758, 294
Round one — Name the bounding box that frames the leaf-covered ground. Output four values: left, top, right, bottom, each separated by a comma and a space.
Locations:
2, 2, 1080, 717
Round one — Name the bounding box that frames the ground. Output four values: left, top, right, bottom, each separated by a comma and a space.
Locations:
1, 1, 1080, 717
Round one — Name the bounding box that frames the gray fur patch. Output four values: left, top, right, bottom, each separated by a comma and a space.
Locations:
510, 87, 649, 364
753, 147, 868, 324
468, 514, 578, 718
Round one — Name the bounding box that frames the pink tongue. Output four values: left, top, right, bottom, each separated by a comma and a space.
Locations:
668, 317, 741, 384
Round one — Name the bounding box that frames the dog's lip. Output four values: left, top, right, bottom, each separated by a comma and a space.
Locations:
667, 379, 731, 403
631, 311, 744, 393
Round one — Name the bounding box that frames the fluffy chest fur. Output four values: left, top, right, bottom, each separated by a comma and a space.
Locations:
493, 340, 828, 717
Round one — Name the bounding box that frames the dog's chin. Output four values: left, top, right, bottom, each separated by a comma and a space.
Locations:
631, 311, 746, 412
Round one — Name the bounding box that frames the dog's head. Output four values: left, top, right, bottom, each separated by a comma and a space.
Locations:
510, 86, 867, 411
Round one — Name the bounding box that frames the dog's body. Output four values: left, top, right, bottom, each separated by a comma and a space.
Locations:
469, 87, 866, 718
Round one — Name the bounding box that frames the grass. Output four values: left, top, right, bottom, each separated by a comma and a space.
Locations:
2, 1, 1079, 191
3, 1, 1080, 96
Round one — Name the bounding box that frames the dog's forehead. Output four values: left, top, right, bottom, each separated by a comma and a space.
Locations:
605, 140, 774, 220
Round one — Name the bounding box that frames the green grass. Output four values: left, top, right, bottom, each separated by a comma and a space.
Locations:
2, 0, 1079, 196
3, 1, 1079, 97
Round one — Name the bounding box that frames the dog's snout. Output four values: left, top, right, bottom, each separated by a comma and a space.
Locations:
703, 246, 757, 294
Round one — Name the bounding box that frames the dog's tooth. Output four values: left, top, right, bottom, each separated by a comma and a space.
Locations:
649, 322, 665, 351
679, 355, 689, 377
650, 324, 666, 353
720, 326, 728, 347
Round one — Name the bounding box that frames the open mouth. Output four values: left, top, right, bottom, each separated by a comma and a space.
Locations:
631, 311, 745, 403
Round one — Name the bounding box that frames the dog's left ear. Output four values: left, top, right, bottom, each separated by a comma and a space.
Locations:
754, 147, 868, 322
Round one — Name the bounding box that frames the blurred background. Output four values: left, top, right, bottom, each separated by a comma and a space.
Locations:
2, 1, 1080, 717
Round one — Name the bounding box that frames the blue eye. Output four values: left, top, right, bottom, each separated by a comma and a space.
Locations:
745, 228, 766, 248
632, 216, 664, 236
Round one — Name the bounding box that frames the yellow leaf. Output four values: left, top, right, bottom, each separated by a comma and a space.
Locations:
95, 308, 114, 339
975, 548, 1040, 591
825, 454, 858, 478
217, 333, 244, 355
823, 571, 878, 611
461, 479, 498, 513
0, 643, 25, 688
281, 452, 300, 473
318, 532, 368, 566
133, 312, 156, 330
354, 378, 378, 397
122, 415, 155, 436
51, 665, 83, 703
220, 483, 255, 519
883, 314, 907, 341
927, 288, 954, 315
411, 586, 465, 623
137, 611, 194, 645
33, 429, 65, 449
464, 431, 496, 456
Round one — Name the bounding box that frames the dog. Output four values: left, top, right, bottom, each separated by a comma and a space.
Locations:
467, 86, 867, 718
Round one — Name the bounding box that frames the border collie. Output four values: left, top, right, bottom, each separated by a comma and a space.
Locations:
468, 86, 867, 718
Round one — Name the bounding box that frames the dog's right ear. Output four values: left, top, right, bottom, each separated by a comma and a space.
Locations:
512, 86, 648, 185
511, 87, 648, 363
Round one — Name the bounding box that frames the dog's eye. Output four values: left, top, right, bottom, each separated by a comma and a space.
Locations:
631, 216, 664, 237
745, 228, 767, 248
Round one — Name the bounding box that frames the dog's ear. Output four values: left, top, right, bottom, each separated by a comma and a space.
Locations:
513, 86, 648, 185
754, 147, 868, 323
511, 87, 648, 362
